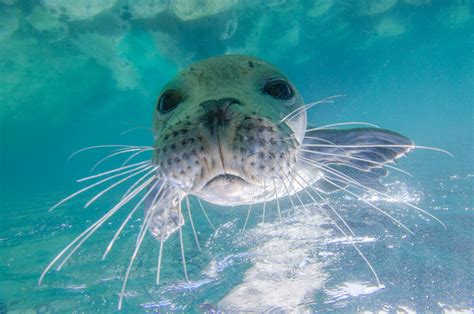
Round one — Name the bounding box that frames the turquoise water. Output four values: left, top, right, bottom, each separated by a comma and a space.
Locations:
1, 0, 473, 312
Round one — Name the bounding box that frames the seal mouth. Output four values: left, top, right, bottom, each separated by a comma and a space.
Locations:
203, 173, 247, 188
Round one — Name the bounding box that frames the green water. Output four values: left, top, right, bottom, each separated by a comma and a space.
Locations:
0, 0, 473, 312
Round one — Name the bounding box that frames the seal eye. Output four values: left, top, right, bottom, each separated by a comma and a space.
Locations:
263, 78, 293, 100
157, 90, 184, 113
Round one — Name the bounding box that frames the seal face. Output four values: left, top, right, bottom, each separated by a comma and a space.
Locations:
152, 55, 306, 205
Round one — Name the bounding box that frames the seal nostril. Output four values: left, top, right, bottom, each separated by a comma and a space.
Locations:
200, 98, 241, 130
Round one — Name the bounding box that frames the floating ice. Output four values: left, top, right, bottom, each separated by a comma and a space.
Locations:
40, 0, 117, 20
307, 0, 334, 17
71, 33, 140, 90
358, 0, 398, 16
26, 6, 68, 41
438, 2, 472, 27
123, 0, 168, 19
170, 0, 238, 21
375, 16, 406, 37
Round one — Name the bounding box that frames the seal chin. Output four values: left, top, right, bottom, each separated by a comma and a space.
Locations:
197, 172, 257, 205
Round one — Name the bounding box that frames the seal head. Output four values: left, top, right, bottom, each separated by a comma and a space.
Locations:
152, 55, 306, 205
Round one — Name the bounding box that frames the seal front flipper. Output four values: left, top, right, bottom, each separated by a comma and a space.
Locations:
300, 127, 414, 194
145, 185, 184, 241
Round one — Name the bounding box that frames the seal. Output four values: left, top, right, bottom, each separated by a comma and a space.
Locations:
40, 55, 449, 309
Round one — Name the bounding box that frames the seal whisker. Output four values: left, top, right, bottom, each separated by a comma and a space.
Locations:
299, 157, 416, 235
120, 148, 154, 167
302, 144, 453, 157
156, 205, 170, 285
68, 145, 152, 161
120, 126, 152, 136
241, 189, 256, 235
38, 176, 156, 285
293, 172, 381, 287
85, 165, 157, 208
134, 184, 169, 248
300, 148, 413, 176
272, 178, 283, 221
56, 176, 157, 271
293, 173, 356, 237
49, 162, 151, 212
89, 148, 146, 173
279, 95, 344, 124
261, 180, 267, 224
185, 196, 201, 252
300, 156, 446, 229
120, 166, 160, 201
278, 174, 297, 217
77, 161, 150, 182
305, 122, 380, 131
295, 136, 336, 145
102, 179, 166, 260
118, 201, 154, 310
196, 197, 216, 231
178, 201, 189, 282
287, 172, 312, 218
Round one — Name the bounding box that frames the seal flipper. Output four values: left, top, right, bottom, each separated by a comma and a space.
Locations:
301, 128, 413, 194
145, 185, 184, 241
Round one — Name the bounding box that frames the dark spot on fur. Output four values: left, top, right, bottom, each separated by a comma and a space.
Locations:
248, 61, 254, 68
170, 144, 176, 150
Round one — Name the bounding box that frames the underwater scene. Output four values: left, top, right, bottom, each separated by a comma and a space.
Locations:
0, 0, 473, 312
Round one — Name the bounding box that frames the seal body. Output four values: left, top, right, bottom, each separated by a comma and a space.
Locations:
148, 55, 412, 240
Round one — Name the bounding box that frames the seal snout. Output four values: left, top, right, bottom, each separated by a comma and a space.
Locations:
200, 98, 241, 131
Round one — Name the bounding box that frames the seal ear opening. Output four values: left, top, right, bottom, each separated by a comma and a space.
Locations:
301, 128, 414, 194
